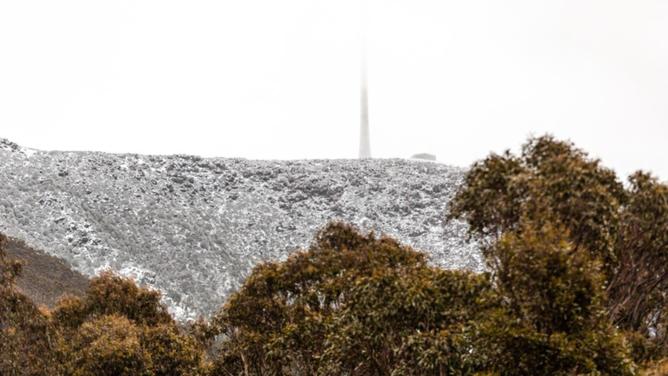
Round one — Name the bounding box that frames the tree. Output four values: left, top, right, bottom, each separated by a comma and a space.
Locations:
208, 223, 496, 375
607, 172, 668, 348
208, 222, 634, 375
478, 224, 633, 376
0, 234, 57, 375
52, 272, 208, 376
60, 314, 151, 376
52, 271, 173, 329
448, 135, 625, 268
448, 134, 668, 362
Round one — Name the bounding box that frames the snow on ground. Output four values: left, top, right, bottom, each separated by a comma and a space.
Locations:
0, 138, 481, 320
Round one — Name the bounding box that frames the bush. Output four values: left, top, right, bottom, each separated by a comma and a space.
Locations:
2, 235, 209, 376
491, 224, 605, 335
319, 267, 496, 375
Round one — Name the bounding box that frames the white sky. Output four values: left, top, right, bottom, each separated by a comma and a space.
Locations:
0, 0, 666, 179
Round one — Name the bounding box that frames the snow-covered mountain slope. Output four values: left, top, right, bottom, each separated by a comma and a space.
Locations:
0, 138, 481, 320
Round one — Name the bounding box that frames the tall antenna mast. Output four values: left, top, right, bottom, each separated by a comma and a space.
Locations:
359, 0, 371, 159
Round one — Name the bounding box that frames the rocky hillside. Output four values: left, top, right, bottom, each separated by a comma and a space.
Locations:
0, 138, 480, 320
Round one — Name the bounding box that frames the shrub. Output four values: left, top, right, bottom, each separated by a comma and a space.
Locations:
448, 135, 625, 267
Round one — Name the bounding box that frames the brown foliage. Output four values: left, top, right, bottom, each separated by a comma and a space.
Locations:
141, 324, 207, 376
641, 358, 668, 376
448, 135, 625, 266
607, 172, 668, 342
59, 314, 151, 376
209, 222, 634, 375
479, 225, 634, 375
492, 224, 605, 335
208, 222, 495, 375
2, 233, 209, 376
52, 271, 173, 329
0, 234, 58, 375
448, 135, 668, 360
52, 272, 208, 376
58, 315, 207, 376
319, 267, 496, 375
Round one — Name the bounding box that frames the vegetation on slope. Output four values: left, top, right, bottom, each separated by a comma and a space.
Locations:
1, 135, 668, 375
4, 237, 88, 307
0, 143, 475, 319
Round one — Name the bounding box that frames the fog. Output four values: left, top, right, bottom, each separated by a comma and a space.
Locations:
0, 0, 666, 179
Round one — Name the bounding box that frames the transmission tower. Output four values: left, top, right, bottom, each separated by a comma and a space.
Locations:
359, 0, 371, 159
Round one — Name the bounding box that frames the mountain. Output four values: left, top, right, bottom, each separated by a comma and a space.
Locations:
0, 138, 481, 320
3, 235, 89, 308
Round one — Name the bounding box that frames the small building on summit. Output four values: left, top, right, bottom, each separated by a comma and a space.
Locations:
411, 153, 436, 161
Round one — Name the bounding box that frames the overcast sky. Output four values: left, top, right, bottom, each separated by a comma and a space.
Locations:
0, 0, 666, 179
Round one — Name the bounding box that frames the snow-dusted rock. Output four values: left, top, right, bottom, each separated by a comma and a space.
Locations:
0, 138, 481, 320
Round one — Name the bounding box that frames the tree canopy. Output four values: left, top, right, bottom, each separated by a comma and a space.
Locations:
448, 135, 668, 363
207, 222, 634, 375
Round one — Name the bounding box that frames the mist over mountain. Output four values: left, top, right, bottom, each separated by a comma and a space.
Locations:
0, 138, 480, 320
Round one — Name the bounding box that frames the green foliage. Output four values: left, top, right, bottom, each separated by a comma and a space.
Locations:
479, 310, 633, 376
2, 235, 209, 376
446, 150, 527, 241
492, 224, 604, 335
0, 287, 56, 375
59, 315, 206, 376
5, 134, 666, 374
